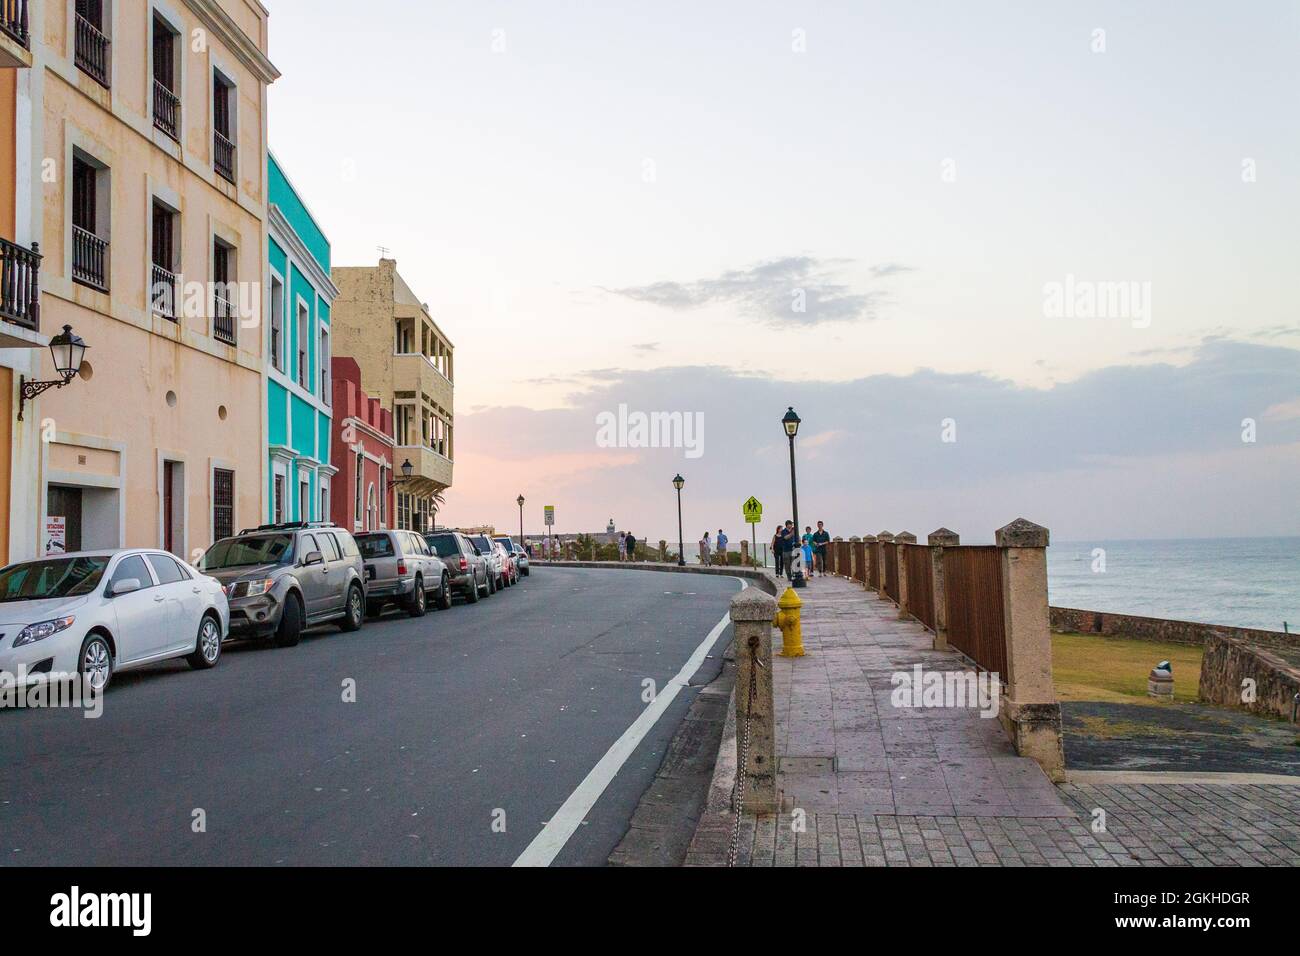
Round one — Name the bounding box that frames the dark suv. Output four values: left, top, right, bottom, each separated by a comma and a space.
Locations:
424, 530, 492, 603
201, 523, 367, 646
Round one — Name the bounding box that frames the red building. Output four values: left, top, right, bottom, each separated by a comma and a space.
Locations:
330, 357, 397, 533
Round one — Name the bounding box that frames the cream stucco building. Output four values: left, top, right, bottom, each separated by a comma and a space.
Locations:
22, 0, 278, 560
331, 259, 454, 533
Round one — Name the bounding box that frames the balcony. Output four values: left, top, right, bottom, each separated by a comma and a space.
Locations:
393, 351, 454, 410
0, 237, 40, 340
213, 289, 236, 345
72, 226, 108, 292
393, 442, 454, 497
0, 0, 31, 68
75, 14, 111, 87
214, 131, 236, 184
153, 80, 180, 141
150, 264, 177, 320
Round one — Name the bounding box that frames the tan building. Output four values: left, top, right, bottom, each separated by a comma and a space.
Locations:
331, 259, 454, 533
25, 0, 279, 559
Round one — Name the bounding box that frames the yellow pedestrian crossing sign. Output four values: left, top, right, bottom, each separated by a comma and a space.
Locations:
742, 496, 763, 524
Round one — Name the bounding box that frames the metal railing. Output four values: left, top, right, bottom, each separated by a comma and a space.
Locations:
905, 545, 937, 631
75, 14, 110, 87
883, 542, 900, 602
1, 0, 30, 49
213, 290, 236, 344
72, 226, 108, 291
214, 130, 236, 183
151, 263, 177, 319
0, 237, 40, 330
153, 80, 180, 140
943, 546, 1007, 676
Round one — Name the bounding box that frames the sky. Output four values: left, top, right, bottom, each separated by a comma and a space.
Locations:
265, 0, 1300, 542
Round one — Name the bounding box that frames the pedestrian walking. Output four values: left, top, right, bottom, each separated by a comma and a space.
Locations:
700, 532, 711, 566
801, 526, 815, 583
716, 529, 728, 566
625, 531, 637, 562
812, 521, 831, 577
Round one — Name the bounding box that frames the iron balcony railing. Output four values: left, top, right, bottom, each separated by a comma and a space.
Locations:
0, 237, 40, 331
1, 0, 30, 49
151, 263, 177, 320
153, 79, 180, 140
74, 13, 110, 87
214, 130, 236, 184
72, 226, 108, 291
213, 290, 236, 345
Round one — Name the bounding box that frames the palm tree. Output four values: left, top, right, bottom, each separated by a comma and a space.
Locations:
429, 489, 446, 530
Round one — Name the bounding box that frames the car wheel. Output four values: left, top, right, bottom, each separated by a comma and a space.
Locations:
436, 574, 452, 610
274, 593, 303, 647
465, 573, 481, 603
186, 614, 222, 670
79, 633, 113, 693
340, 584, 364, 632
487, 572, 496, 596
408, 576, 427, 618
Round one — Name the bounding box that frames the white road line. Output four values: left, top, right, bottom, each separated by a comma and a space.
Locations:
512, 579, 747, 867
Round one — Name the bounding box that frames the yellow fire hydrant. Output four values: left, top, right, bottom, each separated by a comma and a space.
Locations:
776, 587, 805, 658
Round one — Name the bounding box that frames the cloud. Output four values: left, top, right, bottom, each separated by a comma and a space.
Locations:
445, 341, 1300, 541
604, 256, 895, 328
632, 342, 660, 353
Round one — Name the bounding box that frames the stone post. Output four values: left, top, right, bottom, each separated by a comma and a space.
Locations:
740, 539, 750, 567
895, 532, 916, 618
848, 536, 860, 580
863, 535, 877, 589
730, 589, 778, 814
995, 518, 1065, 780
831, 537, 842, 575
927, 528, 959, 650
876, 532, 894, 598
591, 541, 597, 561
659, 539, 667, 562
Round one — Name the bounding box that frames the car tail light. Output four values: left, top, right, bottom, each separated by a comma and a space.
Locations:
397, 560, 407, 575
459, 556, 468, 571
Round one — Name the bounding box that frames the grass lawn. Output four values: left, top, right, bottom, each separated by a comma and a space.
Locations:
1052, 632, 1203, 704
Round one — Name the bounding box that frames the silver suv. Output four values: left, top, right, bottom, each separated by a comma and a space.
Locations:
424, 531, 493, 603
201, 523, 367, 646
356, 530, 451, 618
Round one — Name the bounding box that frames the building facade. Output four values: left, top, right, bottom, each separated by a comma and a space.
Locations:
331, 259, 453, 533
265, 151, 335, 525
0, 0, 48, 565
29, 0, 278, 560
329, 356, 394, 534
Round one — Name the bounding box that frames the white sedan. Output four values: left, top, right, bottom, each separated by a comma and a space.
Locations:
0, 549, 229, 692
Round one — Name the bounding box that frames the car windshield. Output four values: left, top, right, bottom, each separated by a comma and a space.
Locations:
201, 534, 294, 570
0, 556, 110, 602
471, 537, 492, 552
356, 534, 395, 558
425, 534, 460, 558
495, 539, 515, 551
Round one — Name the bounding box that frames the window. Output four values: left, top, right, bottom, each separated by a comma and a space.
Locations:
152, 15, 180, 140
297, 302, 309, 388
151, 200, 177, 318
273, 474, 285, 523
213, 71, 236, 183
213, 468, 234, 542
354, 451, 364, 525
320, 485, 329, 526
319, 327, 330, 399
269, 275, 284, 371
75, 0, 111, 87
109, 555, 152, 593
213, 239, 235, 345
299, 478, 310, 521
320, 533, 342, 563
378, 466, 387, 524
146, 553, 185, 585
72, 155, 109, 291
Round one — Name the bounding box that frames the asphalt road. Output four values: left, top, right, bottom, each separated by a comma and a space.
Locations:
0, 566, 741, 866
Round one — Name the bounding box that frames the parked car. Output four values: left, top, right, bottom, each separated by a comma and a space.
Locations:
496, 536, 528, 577
356, 530, 451, 617
424, 531, 492, 603
470, 535, 511, 590
200, 523, 366, 646
0, 549, 229, 693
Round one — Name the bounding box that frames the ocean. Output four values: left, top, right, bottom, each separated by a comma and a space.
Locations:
669, 537, 1298, 633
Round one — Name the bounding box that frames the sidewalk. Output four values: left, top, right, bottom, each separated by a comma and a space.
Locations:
686, 574, 1300, 866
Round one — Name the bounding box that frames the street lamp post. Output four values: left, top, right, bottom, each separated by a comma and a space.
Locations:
517, 494, 525, 545
672, 474, 686, 567
18, 325, 89, 422
782, 407, 805, 588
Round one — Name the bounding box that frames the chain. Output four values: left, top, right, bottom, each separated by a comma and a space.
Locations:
727, 643, 761, 867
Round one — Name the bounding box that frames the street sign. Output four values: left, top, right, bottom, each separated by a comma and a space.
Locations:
543, 506, 555, 527
742, 496, 763, 525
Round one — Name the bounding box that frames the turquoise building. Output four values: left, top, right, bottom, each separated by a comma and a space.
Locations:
264, 152, 337, 524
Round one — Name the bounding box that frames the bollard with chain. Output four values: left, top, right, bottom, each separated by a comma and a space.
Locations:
727, 589, 777, 865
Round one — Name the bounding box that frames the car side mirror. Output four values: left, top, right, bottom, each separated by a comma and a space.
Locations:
110, 578, 143, 597
302, 551, 324, 567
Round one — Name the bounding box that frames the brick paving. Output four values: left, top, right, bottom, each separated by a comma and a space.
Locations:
686, 574, 1300, 866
